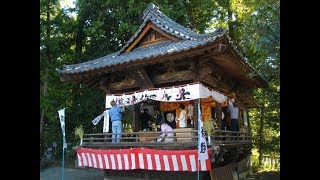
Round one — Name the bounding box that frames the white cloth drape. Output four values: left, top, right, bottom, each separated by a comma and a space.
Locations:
105, 83, 226, 108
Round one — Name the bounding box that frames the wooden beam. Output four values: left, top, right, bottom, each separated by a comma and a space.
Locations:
110, 78, 139, 91
201, 74, 219, 88
83, 77, 93, 84
124, 22, 180, 53
187, 59, 198, 81
87, 77, 102, 87
92, 81, 100, 88
198, 62, 234, 91
129, 68, 154, 89
199, 66, 213, 80
201, 73, 235, 92
98, 81, 110, 94
124, 22, 152, 53
60, 76, 71, 82
206, 58, 260, 90
87, 73, 111, 87
202, 60, 229, 79
152, 70, 194, 84
89, 78, 101, 88
204, 61, 236, 89
150, 23, 180, 41
198, 43, 227, 61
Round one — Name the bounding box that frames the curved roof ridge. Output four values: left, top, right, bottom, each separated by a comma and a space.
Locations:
142, 4, 228, 41
119, 3, 226, 54
117, 16, 150, 54
142, 3, 161, 20
147, 6, 199, 39
56, 51, 120, 73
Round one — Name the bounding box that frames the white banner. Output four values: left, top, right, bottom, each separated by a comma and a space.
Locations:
92, 114, 103, 125
105, 83, 226, 108
103, 111, 109, 132
91, 110, 109, 133
58, 108, 67, 149
198, 103, 208, 160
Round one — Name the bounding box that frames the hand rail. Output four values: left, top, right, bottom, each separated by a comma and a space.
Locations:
80, 129, 251, 148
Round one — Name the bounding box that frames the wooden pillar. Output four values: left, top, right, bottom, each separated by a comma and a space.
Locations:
247, 110, 251, 132
194, 99, 199, 129
258, 104, 265, 166
215, 101, 222, 129
133, 103, 140, 132
193, 58, 201, 130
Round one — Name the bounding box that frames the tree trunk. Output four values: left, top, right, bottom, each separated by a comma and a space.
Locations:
71, 15, 86, 124
40, 0, 51, 134
227, 8, 234, 39
40, 70, 48, 133
258, 104, 265, 167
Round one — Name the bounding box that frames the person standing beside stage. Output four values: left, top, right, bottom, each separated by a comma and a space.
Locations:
108, 100, 125, 142
228, 98, 239, 132
176, 104, 187, 128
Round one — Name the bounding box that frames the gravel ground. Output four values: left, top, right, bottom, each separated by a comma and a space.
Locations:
40, 165, 280, 180
40, 166, 146, 180
40, 166, 104, 180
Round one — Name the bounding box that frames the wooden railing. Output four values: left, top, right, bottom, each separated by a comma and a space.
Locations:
80, 129, 251, 149
212, 130, 252, 146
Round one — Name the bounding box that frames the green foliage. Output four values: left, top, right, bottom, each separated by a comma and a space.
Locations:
206, 0, 279, 172
74, 125, 84, 139
251, 148, 280, 173
203, 119, 217, 136
122, 109, 134, 133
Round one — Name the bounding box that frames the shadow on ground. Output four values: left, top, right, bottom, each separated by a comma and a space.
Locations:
242, 171, 280, 180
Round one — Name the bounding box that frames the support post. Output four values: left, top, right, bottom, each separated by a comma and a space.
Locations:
194, 100, 199, 129
215, 102, 222, 129
133, 103, 140, 132
62, 143, 65, 180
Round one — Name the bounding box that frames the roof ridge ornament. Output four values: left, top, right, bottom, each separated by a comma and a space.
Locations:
142, 3, 160, 20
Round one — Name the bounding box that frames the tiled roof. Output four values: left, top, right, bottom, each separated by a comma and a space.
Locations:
57, 35, 227, 74
56, 3, 227, 74
57, 3, 262, 81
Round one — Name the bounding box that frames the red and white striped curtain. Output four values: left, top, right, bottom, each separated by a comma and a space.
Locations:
76, 147, 211, 172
